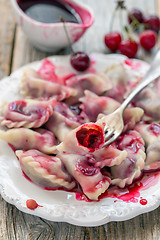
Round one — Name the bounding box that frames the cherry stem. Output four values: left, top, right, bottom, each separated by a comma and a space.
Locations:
109, 8, 117, 32
119, 8, 124, 37
59, 16, 74, 53
109, 1, 126, 33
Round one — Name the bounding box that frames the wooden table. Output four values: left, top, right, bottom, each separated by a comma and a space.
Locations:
0, 0, 160, 239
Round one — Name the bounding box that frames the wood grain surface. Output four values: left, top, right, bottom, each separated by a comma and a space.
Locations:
0, 0, 160, 239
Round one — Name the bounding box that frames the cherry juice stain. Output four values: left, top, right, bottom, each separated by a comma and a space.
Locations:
75, 171, 160, 203
26, 199, 43, 210
139, 198, 148, 205
17, 0, 81, 24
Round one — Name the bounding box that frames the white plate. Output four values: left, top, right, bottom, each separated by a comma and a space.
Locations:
0, 53, 160, 227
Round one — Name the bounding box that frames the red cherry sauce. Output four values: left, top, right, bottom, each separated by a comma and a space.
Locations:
8, 100, 26, 114
38, 59, 76, 85
8, 99, 46, 119
117, 132, 143, 154
76, 161, 98, 176
8, 144, 16, 152
75, 171, 160, 203
76, 123, 104, 152
38, 59, 59, 83
76, 154, 98, 176
26, 199, 42, 210
148, 122, 160, 136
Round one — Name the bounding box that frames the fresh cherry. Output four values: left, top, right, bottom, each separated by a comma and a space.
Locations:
70, 52, 91, 72
119, 39, 138, 58
128, 8, 144, 24
139, 30, 157, 50
144, 15, 160, 33
104, 32, 122, 52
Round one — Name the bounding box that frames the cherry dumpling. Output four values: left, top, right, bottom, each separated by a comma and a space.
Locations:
110, 130, 146, 188
16, 149, 76, 190
136, 122, 160, 170
65, 72, 112, 103
20, 68, 76, 101
0, 98, 56, 128
0, 128, 58, 154
57, 152, 111, 200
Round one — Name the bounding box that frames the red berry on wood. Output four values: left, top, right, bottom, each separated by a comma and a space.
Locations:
104, 32, 122, 51
119, 39, 138, 58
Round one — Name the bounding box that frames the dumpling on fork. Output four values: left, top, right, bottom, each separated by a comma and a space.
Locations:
0, 128, 58, 154
57, 152, 111, 200
16, 149, 76, 190
0, 98, 56, 128
57, 122, 105, 155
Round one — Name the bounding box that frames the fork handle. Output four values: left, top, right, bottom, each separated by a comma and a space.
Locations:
120, 50, 160, 112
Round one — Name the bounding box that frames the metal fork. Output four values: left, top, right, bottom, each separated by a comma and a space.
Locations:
102, 50, 160, 147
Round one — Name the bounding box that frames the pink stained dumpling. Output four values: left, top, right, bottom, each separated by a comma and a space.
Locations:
110, 130, 146, 188
65, 72, 112, 104
79, 90, 120, 122
16, 149, 76, 190
0, 128, 58, 154
136, 122, 160, 170
57, 152, 111, 200
0, 98, 56, 128
134, 79, 160, 122
20, 68, 77, 101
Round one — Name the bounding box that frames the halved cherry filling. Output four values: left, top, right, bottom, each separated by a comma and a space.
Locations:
76, 123, 104, 151
148, 122, 160, 136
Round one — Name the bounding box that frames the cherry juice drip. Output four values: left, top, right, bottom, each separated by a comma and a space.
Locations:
17, 0, 81, 24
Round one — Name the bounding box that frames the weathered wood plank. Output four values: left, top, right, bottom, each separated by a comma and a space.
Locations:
0, 0, 16, 78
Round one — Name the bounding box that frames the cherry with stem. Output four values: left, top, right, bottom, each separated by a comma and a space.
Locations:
59, 16, 91, 72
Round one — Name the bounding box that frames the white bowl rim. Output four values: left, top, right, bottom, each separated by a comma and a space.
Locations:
10, 0, 94, 28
